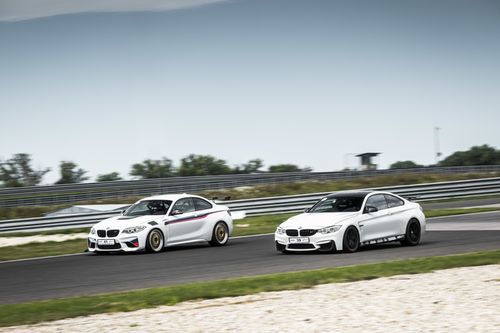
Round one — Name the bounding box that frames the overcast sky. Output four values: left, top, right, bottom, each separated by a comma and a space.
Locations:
1, 0, 499, 183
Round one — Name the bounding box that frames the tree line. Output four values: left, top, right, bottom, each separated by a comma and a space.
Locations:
0, 154, 311, 187
1, 144, 498, 187
389, 144, 500, 169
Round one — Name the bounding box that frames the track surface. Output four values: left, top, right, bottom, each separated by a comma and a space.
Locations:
1, 212, 500, 304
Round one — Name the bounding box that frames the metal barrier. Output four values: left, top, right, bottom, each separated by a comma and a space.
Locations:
0, 165, 499, 208
1, 177, 499, 233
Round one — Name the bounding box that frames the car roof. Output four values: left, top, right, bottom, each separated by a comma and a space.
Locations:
327, 190, 405, 199
326, 190, 373, 198
138, 193, 206, 202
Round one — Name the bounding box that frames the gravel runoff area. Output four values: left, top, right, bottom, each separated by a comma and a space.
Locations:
3, 265, 499, 333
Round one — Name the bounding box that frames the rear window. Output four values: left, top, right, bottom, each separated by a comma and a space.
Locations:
385, 194, 404, 208
193, 198, 213, 211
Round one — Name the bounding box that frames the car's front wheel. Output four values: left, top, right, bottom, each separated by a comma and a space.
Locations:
343, 226, 360, 253
209, 222, 229, 246
401, 219, 421, 246
146, 229, 164, 253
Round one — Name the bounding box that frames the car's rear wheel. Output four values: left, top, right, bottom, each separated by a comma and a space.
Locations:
401, 219, 421, 246
146, 229, 164, 253
343, 226, 360, 253
210, 222, 229, 246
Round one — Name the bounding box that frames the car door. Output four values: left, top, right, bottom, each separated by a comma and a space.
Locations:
165, 198, 201, 243
384, 194, 407, 235
358, 194, 393, 241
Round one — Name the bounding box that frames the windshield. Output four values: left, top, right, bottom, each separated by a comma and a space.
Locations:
309, 196, 364, 213
123, 200, 172, 216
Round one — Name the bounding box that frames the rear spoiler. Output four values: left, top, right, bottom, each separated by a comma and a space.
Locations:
402, 195, 419, 202
212, 196, 231, 202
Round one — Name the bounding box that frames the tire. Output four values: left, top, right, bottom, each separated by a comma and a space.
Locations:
401, 219, 421, 246
210, 222, 229, 246
146, 229, 164, 253
342, 226, 360, 253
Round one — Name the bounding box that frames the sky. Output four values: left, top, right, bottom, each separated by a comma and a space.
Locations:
1, 0, 499, 184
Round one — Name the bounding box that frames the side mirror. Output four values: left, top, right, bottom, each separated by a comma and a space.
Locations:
171, 209, 183, 216
121, 210, 125, 215
364, 205, 378, 214
304, 208, 310, 213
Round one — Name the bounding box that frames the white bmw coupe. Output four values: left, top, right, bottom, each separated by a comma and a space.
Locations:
275, 191, 425, 253
88, 194, 233, 253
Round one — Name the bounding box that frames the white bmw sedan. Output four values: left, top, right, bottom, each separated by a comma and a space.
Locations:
275, 191, 425, 253
88, 194, 233, 253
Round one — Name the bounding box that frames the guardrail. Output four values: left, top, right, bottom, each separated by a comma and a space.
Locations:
1, 165, 499, 208
1, 177, 499, 233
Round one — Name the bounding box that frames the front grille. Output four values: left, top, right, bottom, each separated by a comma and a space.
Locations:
97, 243, 122, 250
300, 229, 317, 236
107, 230, 119, 237
286, 229, 298, 236
288, 244, 316, 249
97, 230, 106, 238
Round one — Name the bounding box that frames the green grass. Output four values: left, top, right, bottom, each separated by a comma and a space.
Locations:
1, 207, 499, 262
232, 213, 296, 236
0, 239, 86, 261
0, 250, 499, 328
1, 172, 499, 220
425, 207, 500, 218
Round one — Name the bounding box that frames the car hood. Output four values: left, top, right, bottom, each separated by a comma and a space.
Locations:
93, 215, 161, 230
280, 212, 359, 229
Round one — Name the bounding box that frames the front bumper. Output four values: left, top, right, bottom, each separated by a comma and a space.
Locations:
87, 234, 146, 252
275, 231, 343, 252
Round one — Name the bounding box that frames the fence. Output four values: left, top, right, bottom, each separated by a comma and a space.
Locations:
1, 165, 500, 208
1, 177, 499, 233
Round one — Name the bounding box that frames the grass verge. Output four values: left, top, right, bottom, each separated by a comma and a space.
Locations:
1, 250, 499, 327
1, 207, 499, 262
0, 239, 86, 261
425, 207, 500, 218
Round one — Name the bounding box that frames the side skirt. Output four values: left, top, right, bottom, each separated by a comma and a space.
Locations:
361, 234, 405, 246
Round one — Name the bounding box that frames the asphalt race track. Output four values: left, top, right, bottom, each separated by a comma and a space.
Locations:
1, 211, 500, 304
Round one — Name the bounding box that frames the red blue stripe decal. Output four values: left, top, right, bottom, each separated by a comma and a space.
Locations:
165, 210, 226, 225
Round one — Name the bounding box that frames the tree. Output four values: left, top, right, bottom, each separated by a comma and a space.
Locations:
55, 161, 88, 184
96, 172, 122, 182
130, 158, 175, 179
237, 159, 264, 174
268, 164, 312, 173
0, 153, 50, 187
439, 144, 500, 167
389, 160, 423, 169
178, 154, 232, 176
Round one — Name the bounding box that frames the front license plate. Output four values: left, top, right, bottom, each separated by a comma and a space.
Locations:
97, 239, 115, 245
289, 237, 309, 244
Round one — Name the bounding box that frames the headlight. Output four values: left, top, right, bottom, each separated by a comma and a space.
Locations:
90, 227, 96, 235
317, 225, 342, 234
122, 225, 147, 234
276, 227, 286, 235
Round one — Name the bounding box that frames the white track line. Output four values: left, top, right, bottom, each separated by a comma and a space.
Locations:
0, 253, 85, 264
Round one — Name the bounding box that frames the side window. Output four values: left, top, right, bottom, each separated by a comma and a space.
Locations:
365, 194, 388, 211
385, 194, 404, 208
193, 198, 213, 211
171, 198, 195, 215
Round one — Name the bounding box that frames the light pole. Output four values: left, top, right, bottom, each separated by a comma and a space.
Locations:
434, 126, 442, 164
